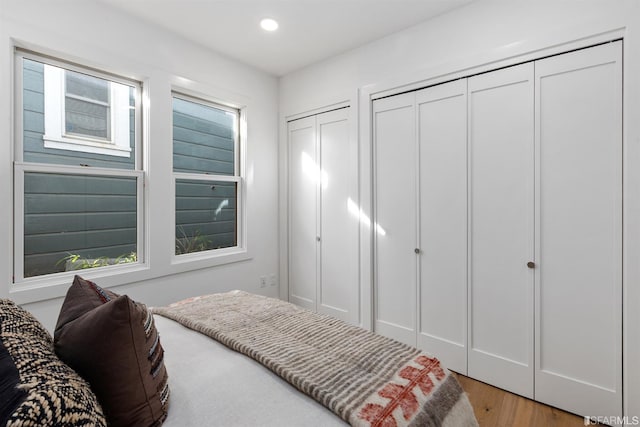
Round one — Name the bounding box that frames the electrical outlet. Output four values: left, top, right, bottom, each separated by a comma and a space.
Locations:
268, 274, 277, 287
259, 276, 267, 288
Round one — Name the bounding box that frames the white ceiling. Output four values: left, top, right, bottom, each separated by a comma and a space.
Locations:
100, 0, 473, 76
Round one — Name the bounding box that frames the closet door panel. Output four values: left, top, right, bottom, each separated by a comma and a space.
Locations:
416, 80, 468, 373
534, 41, 622, 417
288, 117, 318, 310
318, 108, 359, 324
373, 93, 417, 346
468, 63, 535, 397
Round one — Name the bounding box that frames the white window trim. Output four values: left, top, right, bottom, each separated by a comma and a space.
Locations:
13, 49, 144, 287
171, 91, 245, 261
10, 47, 253, 304
42, 64, 132, 158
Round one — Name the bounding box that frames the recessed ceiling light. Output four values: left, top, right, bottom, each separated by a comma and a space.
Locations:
260, 18, 279, 32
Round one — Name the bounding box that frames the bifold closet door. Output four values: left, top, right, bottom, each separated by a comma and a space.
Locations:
468, 63, 535, 398
373, 93, 417, 346
288, 116, 318, 311
288, 108, 359, 323
317, 108, 359, 324
534, 41, 622, 417
416, 80, 468, 374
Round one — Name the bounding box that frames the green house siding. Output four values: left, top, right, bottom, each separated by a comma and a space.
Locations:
172, 97, 235, 175
175, 180, 237, 251
23, 172, 138, 277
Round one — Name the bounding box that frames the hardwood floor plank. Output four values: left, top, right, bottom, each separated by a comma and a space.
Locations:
455, 374, 588, 427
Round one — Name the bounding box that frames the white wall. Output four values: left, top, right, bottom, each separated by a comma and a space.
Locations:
280, 1, 640, 114
0, 1, 280, 329
279, 0, 640, 421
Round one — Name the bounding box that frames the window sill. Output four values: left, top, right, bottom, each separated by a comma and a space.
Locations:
43, 135, 132, 158
170, 246, 251, 275
10, 262, 149, 304
10, 248, 252, 305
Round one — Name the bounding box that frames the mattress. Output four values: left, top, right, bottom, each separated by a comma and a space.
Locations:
155, 315, 347, 426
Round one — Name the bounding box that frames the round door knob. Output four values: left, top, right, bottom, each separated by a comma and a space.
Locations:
316, 236, 321, 242
414, 248, 420, 254
527, 261, 535, 269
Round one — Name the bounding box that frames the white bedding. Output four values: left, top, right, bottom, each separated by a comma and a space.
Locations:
155, 315, 348, 427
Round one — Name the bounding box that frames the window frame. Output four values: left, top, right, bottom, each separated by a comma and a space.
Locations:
171, 90, 246, 262
13, 49, 144, 285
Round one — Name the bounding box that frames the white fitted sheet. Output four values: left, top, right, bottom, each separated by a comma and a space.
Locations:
155, 315, 348, 427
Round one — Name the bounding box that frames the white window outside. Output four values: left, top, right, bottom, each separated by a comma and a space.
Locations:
43, 64, 132, 158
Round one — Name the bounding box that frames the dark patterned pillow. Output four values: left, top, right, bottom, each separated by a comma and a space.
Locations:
54, 276, 169, 427
0, 299, 106, 426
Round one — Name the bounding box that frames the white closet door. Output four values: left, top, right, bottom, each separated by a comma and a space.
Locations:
534, 42, 622, 417
373, 93, 417, 346
416, 80, 468, 373
288, 116, 318, 310
468, 63, 535, 398
318, 108, 359, 324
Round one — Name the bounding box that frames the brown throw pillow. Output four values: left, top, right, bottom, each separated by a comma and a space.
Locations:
0, 299, 106, 426
54, 275, 169, 427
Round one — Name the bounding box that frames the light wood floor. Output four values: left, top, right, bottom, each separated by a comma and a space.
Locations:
455, 374, 589, 427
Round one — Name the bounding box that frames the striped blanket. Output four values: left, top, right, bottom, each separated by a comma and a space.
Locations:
153, 291, 477, 427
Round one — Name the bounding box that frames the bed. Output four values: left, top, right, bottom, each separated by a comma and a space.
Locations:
0, 277, 478, 427
155, 315, 347, 426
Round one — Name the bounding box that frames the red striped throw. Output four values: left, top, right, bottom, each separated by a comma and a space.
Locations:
153, 291, 477, 427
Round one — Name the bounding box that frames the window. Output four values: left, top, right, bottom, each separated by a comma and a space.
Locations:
42, 63, 132, 157
172, 93, 242, 256
14, 50, 142, 281
64, 70, 111, 139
